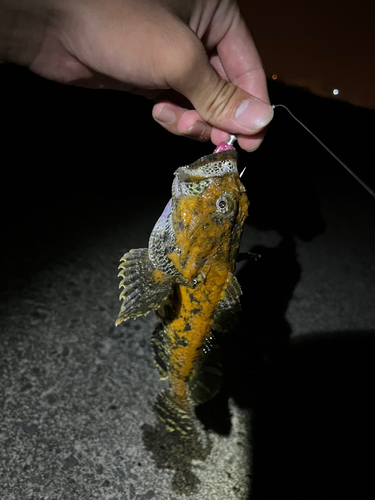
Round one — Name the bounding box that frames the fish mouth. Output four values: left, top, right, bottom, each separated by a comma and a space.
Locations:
174, 150, 238, 182
172, 150, 239, 198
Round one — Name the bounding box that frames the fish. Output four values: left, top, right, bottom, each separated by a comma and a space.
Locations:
115, 149, 249, 436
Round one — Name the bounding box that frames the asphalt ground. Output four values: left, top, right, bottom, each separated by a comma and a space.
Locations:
1, 65, 375, 499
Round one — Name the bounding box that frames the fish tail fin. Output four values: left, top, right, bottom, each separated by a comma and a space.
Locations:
153, 390, 195, 438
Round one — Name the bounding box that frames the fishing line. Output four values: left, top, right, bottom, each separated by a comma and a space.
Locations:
272, 104, 375, 199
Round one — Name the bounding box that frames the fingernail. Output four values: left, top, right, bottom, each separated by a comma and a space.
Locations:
235, 99, 273, 131
155, 106, 176, 125
186, 121, 206, 139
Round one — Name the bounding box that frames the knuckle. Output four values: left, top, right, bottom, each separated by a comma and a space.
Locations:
203, 81, 238, 124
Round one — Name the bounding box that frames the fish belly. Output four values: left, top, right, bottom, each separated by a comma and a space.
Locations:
153, 268, 230, 435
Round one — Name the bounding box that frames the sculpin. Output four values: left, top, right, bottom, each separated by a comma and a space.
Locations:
116, 149, 249, 436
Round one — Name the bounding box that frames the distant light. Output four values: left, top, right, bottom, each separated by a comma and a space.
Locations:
333, 89, 339, 95
272, 74, 278, 80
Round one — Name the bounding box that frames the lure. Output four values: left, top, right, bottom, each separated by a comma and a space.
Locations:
116, 140, 248, 436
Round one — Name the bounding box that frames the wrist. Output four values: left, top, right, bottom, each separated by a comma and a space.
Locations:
0, 0, 49, 66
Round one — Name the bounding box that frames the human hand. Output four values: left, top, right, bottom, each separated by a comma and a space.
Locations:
1, 0, 273, 151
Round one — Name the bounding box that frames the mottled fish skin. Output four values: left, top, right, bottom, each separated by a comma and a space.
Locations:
116, 150, 249, 436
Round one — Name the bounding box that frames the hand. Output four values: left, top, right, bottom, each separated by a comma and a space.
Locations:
1, 0, 273, 151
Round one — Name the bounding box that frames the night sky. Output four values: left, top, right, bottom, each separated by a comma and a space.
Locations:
239, 0, 375, 109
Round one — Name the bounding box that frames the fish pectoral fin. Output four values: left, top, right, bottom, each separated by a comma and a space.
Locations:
116, 248, 173, 325
212, 273, 242, 333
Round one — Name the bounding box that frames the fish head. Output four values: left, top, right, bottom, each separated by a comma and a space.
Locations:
169, 150, 249, 281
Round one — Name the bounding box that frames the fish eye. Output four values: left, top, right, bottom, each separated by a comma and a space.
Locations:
216, 195, 234, 214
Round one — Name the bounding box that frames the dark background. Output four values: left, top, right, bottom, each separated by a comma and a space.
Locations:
239, 0, 375, 108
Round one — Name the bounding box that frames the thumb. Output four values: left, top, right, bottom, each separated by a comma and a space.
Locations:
162, 26, 273, 137
186, 69, 273, 136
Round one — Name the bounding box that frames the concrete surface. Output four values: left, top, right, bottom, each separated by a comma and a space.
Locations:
1, 66, 375, 499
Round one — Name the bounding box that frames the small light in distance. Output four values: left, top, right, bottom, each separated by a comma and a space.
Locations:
272, 74, 278, 80
333, 89, 339, 95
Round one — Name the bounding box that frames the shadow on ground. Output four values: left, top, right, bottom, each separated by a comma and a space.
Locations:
197, 242, 375, 499
142, 421, 212, 496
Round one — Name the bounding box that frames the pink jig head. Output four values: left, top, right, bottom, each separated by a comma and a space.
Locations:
213, 134, 246, 178
213, 135, 237, 153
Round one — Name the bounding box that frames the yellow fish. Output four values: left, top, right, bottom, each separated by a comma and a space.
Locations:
116, 149, 249, 436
